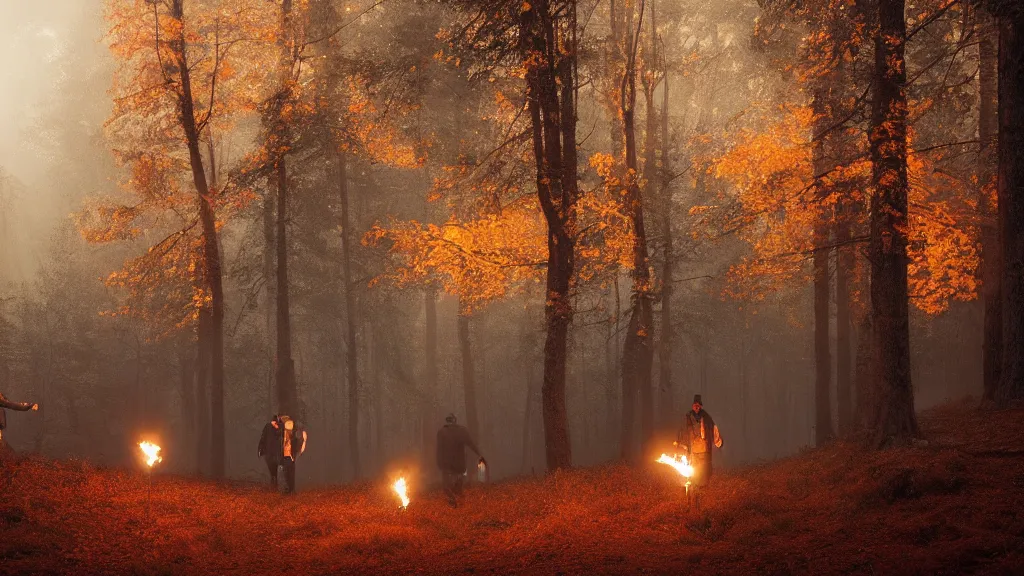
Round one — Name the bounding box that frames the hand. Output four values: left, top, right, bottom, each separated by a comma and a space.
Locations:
31, 404, 39, 411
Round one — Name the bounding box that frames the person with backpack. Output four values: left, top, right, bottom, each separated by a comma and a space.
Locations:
0, 392, 38, 450
258, 414, 307, 493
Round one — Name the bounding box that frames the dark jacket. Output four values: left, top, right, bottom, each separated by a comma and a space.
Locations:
0, 393, 34, 431
258, 417, 306, 463
680, 409, 723, 457
436, 423, 480, 473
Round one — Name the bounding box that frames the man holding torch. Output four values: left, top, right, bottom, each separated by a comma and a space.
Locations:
675, 395, 722, 508
0, 391, 39, 450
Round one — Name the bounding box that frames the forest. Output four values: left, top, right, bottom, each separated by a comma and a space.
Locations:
2, 0, 1024, 569
1, 1, 1023, 571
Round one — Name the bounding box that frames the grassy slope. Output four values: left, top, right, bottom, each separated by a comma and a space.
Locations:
2, 401, 1022, 575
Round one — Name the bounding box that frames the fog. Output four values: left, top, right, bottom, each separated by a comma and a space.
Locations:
0, 0, 986, 489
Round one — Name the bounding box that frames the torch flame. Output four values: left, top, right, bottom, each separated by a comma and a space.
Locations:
392, 476, 410, 509
139, 441, 162, 468
656, 453, 694, 478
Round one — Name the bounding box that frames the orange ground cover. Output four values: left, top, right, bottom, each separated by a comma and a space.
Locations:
2, 401, 1022, 575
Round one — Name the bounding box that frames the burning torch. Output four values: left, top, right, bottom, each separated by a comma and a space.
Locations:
392, 476, 410, 510
656, 452, 694, 495
139, 441, 162, 520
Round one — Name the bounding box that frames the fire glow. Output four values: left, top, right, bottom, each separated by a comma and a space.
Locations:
656, 453, 694, 479
139, 441, 162, 468
392, 477, 410, 509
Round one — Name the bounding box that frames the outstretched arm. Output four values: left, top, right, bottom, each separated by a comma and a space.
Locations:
0, 397, 36, 411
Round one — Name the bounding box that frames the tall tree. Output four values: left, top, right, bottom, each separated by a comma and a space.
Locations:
266, 0, 300, 417
458, 303, 480, 439
657, 65, 674, 427
810, 85, 834, 445
867, 0, 917, 442
521, 0, 580, 470
977, 6, 1001, 403
993, 0, 1024, 404
619, 0, 656, 460
338, 152, 361, 479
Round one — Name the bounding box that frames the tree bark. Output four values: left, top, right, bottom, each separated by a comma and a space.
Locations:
978, 7, 1001, 403
868, 0, 917, 443
178, 343, 196, 472
275, 159, 297, 416
338, 152, 360, 479
835, 212, 854, 434
195, 309, 212, 476
422, 289, 438, 452
810, 82, 834, 445
620, 1, 655, 461
521, 367, 535, 474
658, 66, 674, 428
458, 306, 479, 439
521, 0, 577, 470
995, 2, 1024, 405
273, 0, 298, 418
263, 189, 276, 415
170, 0, 226, 477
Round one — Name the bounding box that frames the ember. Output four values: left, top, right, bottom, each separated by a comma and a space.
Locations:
139, 441, 162, 468
392, 477, 410, 509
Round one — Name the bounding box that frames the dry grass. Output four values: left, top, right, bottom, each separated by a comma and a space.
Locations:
2, 401, 1023, 575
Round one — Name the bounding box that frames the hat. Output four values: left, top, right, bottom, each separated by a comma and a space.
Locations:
693, 394, 702, 406
445, 413, 457, 424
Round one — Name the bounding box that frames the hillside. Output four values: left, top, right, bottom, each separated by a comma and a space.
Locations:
2, 401, 1022, 575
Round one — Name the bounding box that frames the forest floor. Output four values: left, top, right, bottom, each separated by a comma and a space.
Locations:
2, 400, 1023, 575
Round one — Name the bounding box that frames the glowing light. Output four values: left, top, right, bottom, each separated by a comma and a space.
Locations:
656, 453, 694, 479
139, 441, 162, 468
392, 477, 410, 509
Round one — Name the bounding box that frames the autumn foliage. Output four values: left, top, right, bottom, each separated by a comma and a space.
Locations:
2, 402, 1022, 574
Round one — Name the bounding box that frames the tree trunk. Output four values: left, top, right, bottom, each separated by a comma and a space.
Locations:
263, 189, 276, 415
835, 214, 854, 434
338, 152, 360, 479
522, 367, 535, 474
620, 3, 655, 461
978, 8, 1001, 403
179, 344, 196, 472
273, 0, 298, 418
458, 306, 479, 439
195, 310, 212, 476
658, 67, 674, 428
868, 0, 917, 442
422, 289, 438, 453
521, 0, 577, 471
170, 0, 226, 477
604, 283, 617, 456
275, 159, 297, 415
995, 3, 1024, 405
811, 89, 833, 446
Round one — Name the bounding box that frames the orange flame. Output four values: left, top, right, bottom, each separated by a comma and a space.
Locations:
392, 477, 410, 509
656, 453, 694, 479
139, 441, 162, 467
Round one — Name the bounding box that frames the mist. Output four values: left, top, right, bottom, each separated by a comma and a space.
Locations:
0, 0, 996, 494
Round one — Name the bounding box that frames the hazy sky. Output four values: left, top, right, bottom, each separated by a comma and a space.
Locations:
1, 1, 95, 185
